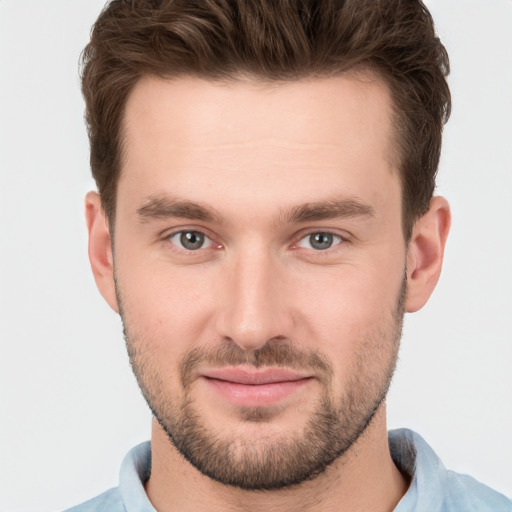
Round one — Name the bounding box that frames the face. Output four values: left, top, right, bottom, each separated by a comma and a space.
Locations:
112, 75, 407, 489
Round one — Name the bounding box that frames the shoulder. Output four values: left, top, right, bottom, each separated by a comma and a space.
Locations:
62, 487, 125, 512
61, 441, 153, 512
389, 429, 512, 512
442, 471, 512, 512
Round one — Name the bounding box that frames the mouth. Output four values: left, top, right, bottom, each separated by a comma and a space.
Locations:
199, 367, 314, 407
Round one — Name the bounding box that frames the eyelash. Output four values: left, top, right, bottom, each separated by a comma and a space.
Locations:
164, 229, 220, 254
163, 228, 349, 256
294, 232, 345, 252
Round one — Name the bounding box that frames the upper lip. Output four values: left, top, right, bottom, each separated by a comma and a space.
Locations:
201, 367, 312, 385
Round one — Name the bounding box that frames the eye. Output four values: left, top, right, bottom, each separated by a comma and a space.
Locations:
168, 230, 213, 251
297, 232, 343, 251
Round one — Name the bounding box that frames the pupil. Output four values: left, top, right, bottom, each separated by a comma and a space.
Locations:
311, 233, 332, 250
180, 231, 204, 250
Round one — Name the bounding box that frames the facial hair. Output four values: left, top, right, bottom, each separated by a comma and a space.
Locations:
119, 275, 406, 490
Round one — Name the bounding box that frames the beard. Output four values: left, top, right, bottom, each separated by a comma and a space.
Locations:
118, 276, 406, 491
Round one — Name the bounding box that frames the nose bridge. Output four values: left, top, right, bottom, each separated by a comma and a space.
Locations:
217, 242, 288, 351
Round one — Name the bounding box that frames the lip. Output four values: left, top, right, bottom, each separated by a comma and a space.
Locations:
202, 366, 311, 384
200, 367, 313, 407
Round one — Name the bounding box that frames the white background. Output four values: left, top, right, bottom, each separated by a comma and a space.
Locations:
0, 1, 511, 510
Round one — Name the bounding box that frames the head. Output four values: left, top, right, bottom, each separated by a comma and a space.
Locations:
83, 0, 451, 491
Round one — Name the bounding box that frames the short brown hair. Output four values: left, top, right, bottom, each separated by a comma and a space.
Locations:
81, 0, 450, 239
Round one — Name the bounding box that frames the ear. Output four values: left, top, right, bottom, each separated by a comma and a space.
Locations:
85, 191, 119, 313
405, 196, 451, 313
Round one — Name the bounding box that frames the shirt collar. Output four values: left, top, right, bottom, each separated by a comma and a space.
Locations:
119, 441, 155, 512
390, 428, 447, 511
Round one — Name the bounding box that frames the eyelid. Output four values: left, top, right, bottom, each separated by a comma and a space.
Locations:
159, 225, 350, 253
170, 231, 213, 249
298, 232, 341, 248
162, 226, 222, 252
291, 229, 350, 252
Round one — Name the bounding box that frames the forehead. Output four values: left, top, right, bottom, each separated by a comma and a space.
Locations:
119, 74, 399, 220
122, 72, 394, 152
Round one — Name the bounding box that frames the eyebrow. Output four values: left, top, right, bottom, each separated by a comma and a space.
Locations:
136, 195, 375, 225
285, 198, 375, 223
137, 195, 222, 223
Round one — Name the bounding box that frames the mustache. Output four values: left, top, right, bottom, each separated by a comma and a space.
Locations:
179, 339, 333, 388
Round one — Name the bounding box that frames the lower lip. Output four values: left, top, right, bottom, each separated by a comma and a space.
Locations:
203, 377, 312, 407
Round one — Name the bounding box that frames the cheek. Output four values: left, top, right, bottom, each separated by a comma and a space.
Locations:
115, 255, 219, 361
294, 263, 404, 371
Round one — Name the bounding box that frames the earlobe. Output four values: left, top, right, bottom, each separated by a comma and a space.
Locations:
85, 191, 119, 313
405, 196, 451, 313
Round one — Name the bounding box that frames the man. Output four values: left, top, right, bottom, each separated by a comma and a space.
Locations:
67, 1, 511, 511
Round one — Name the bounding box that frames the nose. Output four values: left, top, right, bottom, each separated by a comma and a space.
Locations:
215, 246, 292, 351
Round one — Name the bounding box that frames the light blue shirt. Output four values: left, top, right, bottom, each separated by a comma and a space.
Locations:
64, 429, 511, 512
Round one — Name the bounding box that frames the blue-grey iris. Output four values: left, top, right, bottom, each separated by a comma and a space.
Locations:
310, 233, 334, 250
181, 231, 205, 250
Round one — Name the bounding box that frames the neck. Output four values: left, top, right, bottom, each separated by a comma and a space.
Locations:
145, 405, 409, 512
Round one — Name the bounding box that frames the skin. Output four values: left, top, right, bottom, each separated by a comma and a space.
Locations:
86, 74, 450, 512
